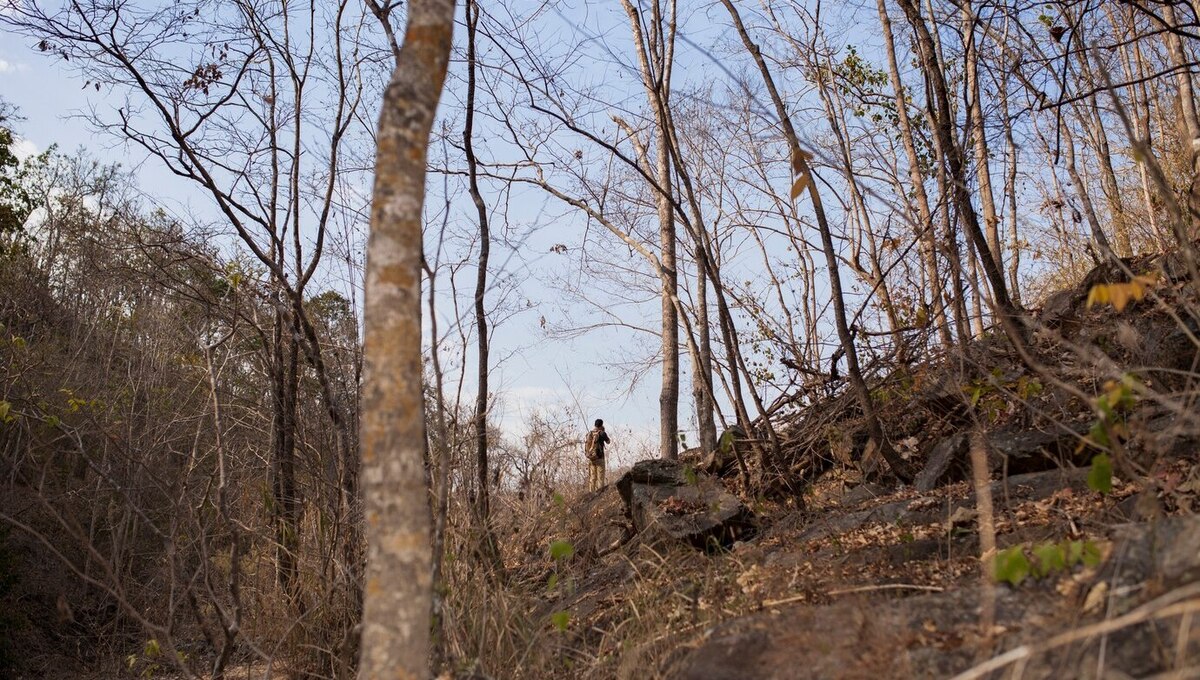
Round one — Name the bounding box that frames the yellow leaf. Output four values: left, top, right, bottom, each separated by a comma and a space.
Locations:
1086, 273, 1158, 312
1111, 285, 1131, 312
790, 173, 811, 200
791, 147, 814, 175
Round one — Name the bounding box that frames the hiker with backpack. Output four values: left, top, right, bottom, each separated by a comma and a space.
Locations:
584, 419, 611, 492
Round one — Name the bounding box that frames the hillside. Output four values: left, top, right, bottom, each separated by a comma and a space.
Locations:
481, 252, 1200, 678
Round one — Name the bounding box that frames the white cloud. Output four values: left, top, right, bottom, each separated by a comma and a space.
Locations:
0, 59, 27, 74
493, 385, 577, 437
12, 137, 38, 161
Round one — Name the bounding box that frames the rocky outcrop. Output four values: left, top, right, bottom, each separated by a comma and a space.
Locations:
913, 424, 1092, 492
616, 459, 754, 550
670, 514, 1200, 679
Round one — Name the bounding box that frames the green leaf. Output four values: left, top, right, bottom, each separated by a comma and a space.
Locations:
0, 401, 9, 421
45, 415, 59, 428
683, 466, 698, 486
552, 493, 565, 508
993, 546, 1031, 586
1088, 453, 1113, 494
143, 638, 161, 658
546, 573, 559, 591
970, 385, 983, 407
550, 610, 570, 632
1065, 540, 1085, 567
549, 540, 574, 562
719, 430, 735, 455
1081, 540, 1103, 568
1033, 543, 1067, 578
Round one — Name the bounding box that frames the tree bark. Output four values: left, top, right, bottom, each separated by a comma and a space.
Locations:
359, 1, 455, 678
692, 258, 717, 455
464, 0, 501, 557
1161, 1, 1200, 235
962, 0, 1003, 269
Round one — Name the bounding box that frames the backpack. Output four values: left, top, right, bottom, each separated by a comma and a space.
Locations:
584, 429, 601, 460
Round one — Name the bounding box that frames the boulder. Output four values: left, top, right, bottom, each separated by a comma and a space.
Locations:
913, 424, 1091, 493
571, 484, 632, 561
914, 432, 968, 492
616, 459, 754, 550
986, 423, 1090, 473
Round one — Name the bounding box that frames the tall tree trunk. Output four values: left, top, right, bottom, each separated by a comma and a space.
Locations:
423, 254, 452, 672
998, 71, 1022, 305
692, 259, 717, 455
966, 238, 985, 337
359, 0, 455, 677
877, 0, 951, 347
270, 291, 302, 609
1068, 13, 1132, 257
1162, 1, 1200, 235
1059, 116, 1115, 261
621, 0, 680, 461
464, 0, 498, 545
656, 131, 680, 461
1122, 5, 1160, 242
962, 0, 1003, 268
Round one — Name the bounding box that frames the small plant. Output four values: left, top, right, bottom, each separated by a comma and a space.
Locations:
125, 639, 166, 679
550, 610, 570, 632
546, 541, 574, 588
1081, 374, 1139, 495
546, 539, 575, 630
548, 540, 574, 562
993, 539, 1103, 586
682, 465, 698, 486
993, 546, 1030, 586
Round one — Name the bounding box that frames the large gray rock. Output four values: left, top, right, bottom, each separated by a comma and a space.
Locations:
914, 432, 968, 492
616, 459, 754, 550
913, 424, 1091, 493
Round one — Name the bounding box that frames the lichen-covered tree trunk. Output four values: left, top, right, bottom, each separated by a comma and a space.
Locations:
359, 1, 455, 678
692, 265, 718, 456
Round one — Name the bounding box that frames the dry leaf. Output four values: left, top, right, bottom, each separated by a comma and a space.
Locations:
1082, 581, 1109, 614
790, 173, 811, 200
1086, 273, 1158, 312
791, 147, 814, 175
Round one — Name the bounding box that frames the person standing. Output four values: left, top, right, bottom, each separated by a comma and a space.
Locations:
584, 419, 611, 492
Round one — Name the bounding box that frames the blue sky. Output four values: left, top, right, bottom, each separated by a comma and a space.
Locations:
0, 17, 674, 466
2, 0, 973, 471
